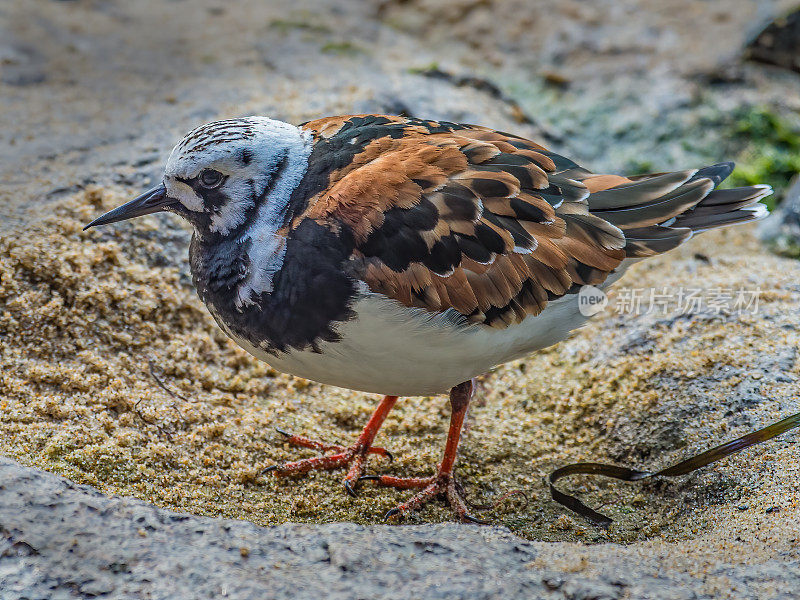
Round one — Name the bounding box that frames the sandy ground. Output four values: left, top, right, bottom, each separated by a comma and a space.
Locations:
2, 0, 800, 596
2, 189, 798, 542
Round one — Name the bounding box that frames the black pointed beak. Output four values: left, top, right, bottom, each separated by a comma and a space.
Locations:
83, 184, 175, 230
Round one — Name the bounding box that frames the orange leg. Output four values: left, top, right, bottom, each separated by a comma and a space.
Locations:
361, 379, 484, 523
264, 394, 398, 496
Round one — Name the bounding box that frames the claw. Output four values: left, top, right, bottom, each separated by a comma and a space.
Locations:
384, 507, 402, 521
462, 513, 489, 525
265, 392, 399, 494
262, 465, 280, 474
265, 430, 390, 487
384, 449, 394, 463
372, 472, 490, 522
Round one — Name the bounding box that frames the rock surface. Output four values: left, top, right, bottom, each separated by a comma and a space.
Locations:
760, 175, 800, 257
2, 456, 799, 600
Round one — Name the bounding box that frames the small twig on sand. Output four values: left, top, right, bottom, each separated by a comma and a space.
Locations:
133, 396, 173, 442
148, 359, 190, 424
148, 360, 188, 402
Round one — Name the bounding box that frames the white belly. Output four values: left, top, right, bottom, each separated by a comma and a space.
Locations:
227, 287, 605, 396
223, 261, 635, 396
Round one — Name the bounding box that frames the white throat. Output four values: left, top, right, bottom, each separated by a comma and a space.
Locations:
233, 121, 313, 309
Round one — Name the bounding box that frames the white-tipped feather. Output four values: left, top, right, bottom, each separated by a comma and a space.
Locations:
744, 204, 770, 219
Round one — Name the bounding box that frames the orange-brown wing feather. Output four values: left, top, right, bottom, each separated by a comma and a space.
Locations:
297, 115, 626, 327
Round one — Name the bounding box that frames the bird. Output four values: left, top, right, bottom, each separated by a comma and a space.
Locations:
84, 114, 771, 522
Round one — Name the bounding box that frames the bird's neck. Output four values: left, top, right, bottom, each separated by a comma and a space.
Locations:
189, 219, 358, 354
190, 124, 314, 301
189, 234, 249, 301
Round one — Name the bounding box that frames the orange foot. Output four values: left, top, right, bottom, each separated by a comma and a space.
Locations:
264, 428, 393, 496
360, 471, 486, 523
359, 380, 487, 523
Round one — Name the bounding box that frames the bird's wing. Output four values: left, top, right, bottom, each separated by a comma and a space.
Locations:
294, 115, 627, 328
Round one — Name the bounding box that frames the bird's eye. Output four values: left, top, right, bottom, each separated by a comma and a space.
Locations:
198, 169, 225, 189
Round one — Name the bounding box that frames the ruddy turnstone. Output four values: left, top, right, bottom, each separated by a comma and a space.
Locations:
85, 114, 771, 522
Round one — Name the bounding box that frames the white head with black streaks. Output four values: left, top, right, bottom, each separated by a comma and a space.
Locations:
161, 117, 313, 237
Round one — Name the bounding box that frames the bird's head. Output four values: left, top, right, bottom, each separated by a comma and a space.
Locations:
84, 117, 312, 239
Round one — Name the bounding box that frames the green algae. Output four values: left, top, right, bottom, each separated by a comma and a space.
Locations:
727, 106, 800, 208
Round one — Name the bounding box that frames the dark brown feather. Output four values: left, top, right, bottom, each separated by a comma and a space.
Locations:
294, 117, 767, 327
293, 115, 629, 327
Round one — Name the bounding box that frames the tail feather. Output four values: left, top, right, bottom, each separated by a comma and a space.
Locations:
585, 163, 771, 258
691, 186, 768, 206
621, 226, 693, 257
673, 203, 769, 230
587, 169, 696, 210
689, 161, 735, 186
591, 178, 714, 229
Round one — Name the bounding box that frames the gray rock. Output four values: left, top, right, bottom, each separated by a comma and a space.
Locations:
0, 457, 570, 599
2, 457, 800, 599
0, 39, 46, 87
760, 176, 800, 258
745, 7, 800, 73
